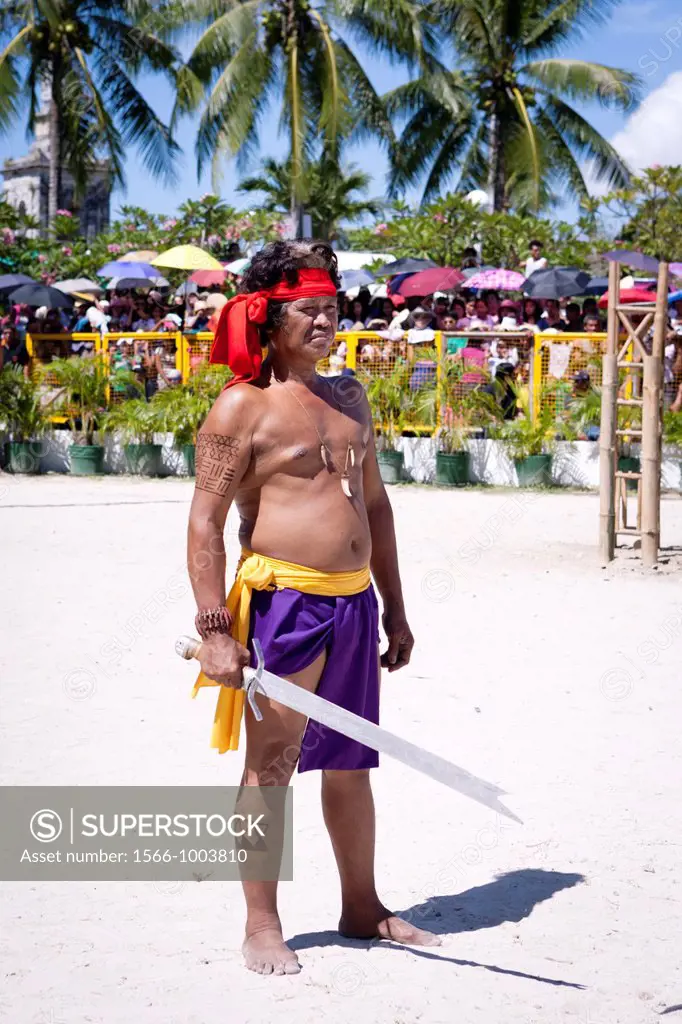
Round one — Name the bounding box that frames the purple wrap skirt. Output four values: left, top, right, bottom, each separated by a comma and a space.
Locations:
247, 584, 381, 771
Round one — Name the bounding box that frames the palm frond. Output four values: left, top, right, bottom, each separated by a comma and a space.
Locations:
542, 95, 632, 190
523, 58, 640, 111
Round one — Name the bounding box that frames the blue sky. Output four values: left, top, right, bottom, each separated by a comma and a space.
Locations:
2, 0, 682, 220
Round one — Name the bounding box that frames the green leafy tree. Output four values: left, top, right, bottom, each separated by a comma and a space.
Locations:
348, 194, 598, 268
601, 165, 682, 262
0, 0, 181, 224
385, 0, 638, 210
238, 156, 381, 240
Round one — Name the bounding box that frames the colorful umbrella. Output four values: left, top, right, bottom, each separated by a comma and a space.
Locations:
225, 257, 250, 275
597, 286, 657, 309
464, 268, 525, 290
152, 245, 223, 271
583, 276, 609, 296
523, 267, 590, 299
395, 267, 466, 296
190, 269, 228, 287
669, 263, 682, 279
340, 268, 375, 291
376, 256, 437, 276
97, 260, 158, 278
667, 290, 682, 304
122, 249, 159, 262
105, 275, 169, 291
0, 273, 34, 292
601, 249, 659, 272
55, 277, 103, 296
9, 283, 75, 308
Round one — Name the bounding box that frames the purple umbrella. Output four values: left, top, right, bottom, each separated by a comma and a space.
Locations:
669, 263, 682, 278
96, 260, 158, 278
601, 250, 659, 272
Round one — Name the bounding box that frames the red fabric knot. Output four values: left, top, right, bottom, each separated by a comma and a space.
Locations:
247, 295, 268, 324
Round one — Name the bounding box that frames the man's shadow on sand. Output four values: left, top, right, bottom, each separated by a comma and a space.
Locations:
287, 868, 585, 990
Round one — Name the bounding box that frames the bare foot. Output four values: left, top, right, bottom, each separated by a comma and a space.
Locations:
339, 904, 442, 947
242, 927, 301, 976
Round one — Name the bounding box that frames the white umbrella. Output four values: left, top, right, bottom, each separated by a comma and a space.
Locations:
225, 257, 250, 275
55, 277, 103, 296
334, 250, 395, 271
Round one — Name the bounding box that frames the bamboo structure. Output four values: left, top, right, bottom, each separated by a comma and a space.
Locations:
599, 259, 669, 567
641, 261, 669, 566
599, 261, 620, 564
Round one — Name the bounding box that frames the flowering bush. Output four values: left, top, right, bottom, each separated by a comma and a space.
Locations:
107, 243, 122, 254
37, 254, 47, 263
2, 227, 15, 244
55, 209, 72, 217
61, 246, 73, 256
162, 219, 177, 231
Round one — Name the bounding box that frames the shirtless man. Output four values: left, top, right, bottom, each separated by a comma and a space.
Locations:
187, 240, 439, 977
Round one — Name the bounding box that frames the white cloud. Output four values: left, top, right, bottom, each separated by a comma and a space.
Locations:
610, 70, 682, 170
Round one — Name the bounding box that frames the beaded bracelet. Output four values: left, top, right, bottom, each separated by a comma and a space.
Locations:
195, 605, 233, 639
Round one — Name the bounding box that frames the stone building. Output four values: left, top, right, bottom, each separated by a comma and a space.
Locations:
2, 87, 111, 239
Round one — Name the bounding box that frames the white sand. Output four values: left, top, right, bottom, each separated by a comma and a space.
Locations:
1, 475, 681, 1024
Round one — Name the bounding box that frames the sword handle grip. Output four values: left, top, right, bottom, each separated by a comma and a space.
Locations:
174, 634, 265, 724
175, 635, 202, 660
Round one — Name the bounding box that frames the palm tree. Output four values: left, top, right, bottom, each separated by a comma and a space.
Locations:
238, 156, 381, 240
0, 0, 181, 225
171, 0, 430, 220
386, 0, 639, 211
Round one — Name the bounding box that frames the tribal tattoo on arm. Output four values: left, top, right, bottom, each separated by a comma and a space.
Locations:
195, 433, 242, 496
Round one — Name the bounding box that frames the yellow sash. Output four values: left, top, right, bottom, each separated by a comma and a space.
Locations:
192, 550, 371, 754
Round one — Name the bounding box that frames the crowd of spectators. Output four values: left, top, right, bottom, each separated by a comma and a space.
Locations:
2, 242, 682, 415
0, 287, 228, 399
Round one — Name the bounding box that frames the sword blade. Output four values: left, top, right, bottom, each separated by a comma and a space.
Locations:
248, 665, 521, 823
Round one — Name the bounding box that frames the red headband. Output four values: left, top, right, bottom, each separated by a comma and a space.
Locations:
209, 268, 337, 387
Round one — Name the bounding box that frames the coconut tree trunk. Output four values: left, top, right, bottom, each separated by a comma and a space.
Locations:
47, 91, 62, 228
488, 109, 506, 213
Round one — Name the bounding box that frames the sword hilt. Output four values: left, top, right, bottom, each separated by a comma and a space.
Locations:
174, 634, 266, 723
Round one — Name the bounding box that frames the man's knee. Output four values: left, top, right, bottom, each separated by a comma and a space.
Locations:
244, 740, 301, 786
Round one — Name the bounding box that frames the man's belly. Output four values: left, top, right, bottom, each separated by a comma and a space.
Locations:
236, 479, 372, 573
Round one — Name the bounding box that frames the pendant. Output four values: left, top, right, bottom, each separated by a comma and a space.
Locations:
341, 475, 353, 498
320, 444, 329, 469
348, 443, 355, 468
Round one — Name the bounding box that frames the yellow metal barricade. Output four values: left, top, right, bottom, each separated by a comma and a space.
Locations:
531, 331, 608, 421
182, 332, 215, 381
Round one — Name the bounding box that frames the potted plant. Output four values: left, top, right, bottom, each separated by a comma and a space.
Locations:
152, 364, 230, 474
361, 364, 414, 483
415, 355, 501, 485
497, 383, 563, 486
0, 368, 48, 474
101, 398, 165, 476
41, 357, 115, 475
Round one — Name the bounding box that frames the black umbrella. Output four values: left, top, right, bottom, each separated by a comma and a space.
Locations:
583, 276, 609, 296
0, 273, 34, 293
376, 256, 439, 276
523, 267, 591, 299
8, 283, 75, 308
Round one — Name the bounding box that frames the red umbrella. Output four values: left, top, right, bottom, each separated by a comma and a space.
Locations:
190, 269, 228, 286
396, 267, 465, 296
597, 286, 657, 309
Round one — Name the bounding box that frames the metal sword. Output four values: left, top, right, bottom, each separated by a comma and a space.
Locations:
176, 635, 521, 823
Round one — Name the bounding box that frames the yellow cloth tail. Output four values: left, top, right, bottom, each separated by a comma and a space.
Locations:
192, 550, 371, 754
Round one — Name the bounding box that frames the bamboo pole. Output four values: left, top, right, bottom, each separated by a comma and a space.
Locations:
640, 261, 669, 567
599, 261, 620, 564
